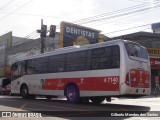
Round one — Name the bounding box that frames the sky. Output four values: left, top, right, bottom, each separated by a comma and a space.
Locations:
0, 0, 160, 38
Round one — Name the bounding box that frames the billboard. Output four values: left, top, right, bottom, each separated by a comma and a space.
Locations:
59, 21, 101, 48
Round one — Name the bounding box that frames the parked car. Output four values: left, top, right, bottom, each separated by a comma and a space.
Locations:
0, 84, 11, 95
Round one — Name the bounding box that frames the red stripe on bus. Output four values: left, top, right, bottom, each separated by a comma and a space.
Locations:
42, 76, 120, 91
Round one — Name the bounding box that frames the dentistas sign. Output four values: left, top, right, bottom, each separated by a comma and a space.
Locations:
59, 21, 101, 48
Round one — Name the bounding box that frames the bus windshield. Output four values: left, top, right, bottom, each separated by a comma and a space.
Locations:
124, 41, 148, 60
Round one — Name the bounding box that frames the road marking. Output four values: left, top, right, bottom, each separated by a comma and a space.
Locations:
16, 102, 28, 111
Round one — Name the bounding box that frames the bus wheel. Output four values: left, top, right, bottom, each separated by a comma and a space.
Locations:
66, 84, 80, 103
21, 85, 29, 99
80, 97, 89, 104
90, 97, 105, 104
46, 96, 52, 100
29, 95, 36, 99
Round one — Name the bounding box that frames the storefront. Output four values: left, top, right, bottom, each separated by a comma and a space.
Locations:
147, 48, 160, 94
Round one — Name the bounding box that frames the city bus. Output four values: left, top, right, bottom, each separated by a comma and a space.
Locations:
11, 39, 151, 103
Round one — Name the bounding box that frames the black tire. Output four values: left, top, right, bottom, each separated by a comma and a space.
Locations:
80, 97, 90, 104
66, 84, 80, 103
29, 95, 36, 99
21, 85, 29, 99
46, 96, 52, 100
90, 97, 105, 104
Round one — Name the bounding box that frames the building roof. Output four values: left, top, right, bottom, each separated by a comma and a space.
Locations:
109, 31, 160, 41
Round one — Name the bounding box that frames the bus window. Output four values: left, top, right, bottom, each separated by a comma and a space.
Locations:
48, 54, 65, 73
12, 62, 22, 76
66, 51, 86, 72
91, 46, 120, 70
26, 60, 35, 74
91, 47, 106, 69
11, 63, 18, 71
34, 57, 48, 74
111, 46, 120, 68
125, 42, 148, 60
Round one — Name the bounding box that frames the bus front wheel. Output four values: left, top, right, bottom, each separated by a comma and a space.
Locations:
90, 97, 105, 104
66, 84, 80, 103
21, 85, 29, 99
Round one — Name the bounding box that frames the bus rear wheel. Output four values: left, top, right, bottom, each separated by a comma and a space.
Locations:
66, 84, 80, 103
46, 96, 52, 100
21, 85, 29, 99
90, 97, 105, 104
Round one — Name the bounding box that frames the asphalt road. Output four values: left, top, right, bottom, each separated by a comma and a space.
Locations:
0, 95, 160, 120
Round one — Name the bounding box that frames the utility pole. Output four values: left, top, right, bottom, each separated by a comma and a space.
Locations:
41, 19, 44, 53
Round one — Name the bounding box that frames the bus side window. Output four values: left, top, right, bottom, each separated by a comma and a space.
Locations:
91, 47, 106, 69
48, 54, 65, 73
12, 62, 22, 76
27, 60, 35, 74
111, 46, 120, 68
11, 63, 18, 71
65, 51, 86, 72
24, 61, 28, 73
21, 61, 26, 75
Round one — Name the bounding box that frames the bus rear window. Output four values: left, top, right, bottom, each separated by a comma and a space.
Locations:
125, 42, 148, 60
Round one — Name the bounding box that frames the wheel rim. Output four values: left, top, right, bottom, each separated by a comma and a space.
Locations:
66, 85, 79, 103
22, 87, 28, 97
68, 88, 76, 101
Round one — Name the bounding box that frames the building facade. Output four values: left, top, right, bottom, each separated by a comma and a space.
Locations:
0, 31, 59, 77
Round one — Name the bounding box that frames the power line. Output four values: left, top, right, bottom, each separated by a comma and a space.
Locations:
13, 2, 159, 44
0, 11, 76, 19
76, 2, 160, 25
73, 1, 160, 24
89, 4, 160, 27
0, 0, 15, 11
0, 0, 34, 21
54, 2, 160, 30
1, 0, 159, 47
43, 1, 157, 35
103, 23, 151, 35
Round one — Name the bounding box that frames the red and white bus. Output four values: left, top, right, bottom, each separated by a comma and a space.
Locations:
11, 39, 151, 103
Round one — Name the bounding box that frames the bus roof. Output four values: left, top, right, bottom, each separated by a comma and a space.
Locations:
15, 39, 126, 62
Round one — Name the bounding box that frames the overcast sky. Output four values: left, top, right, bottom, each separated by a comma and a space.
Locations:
0, 0, 159, 38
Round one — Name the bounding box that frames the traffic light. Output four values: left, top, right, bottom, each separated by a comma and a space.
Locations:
41, 25, 47, 38
49, 25, 56, 37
